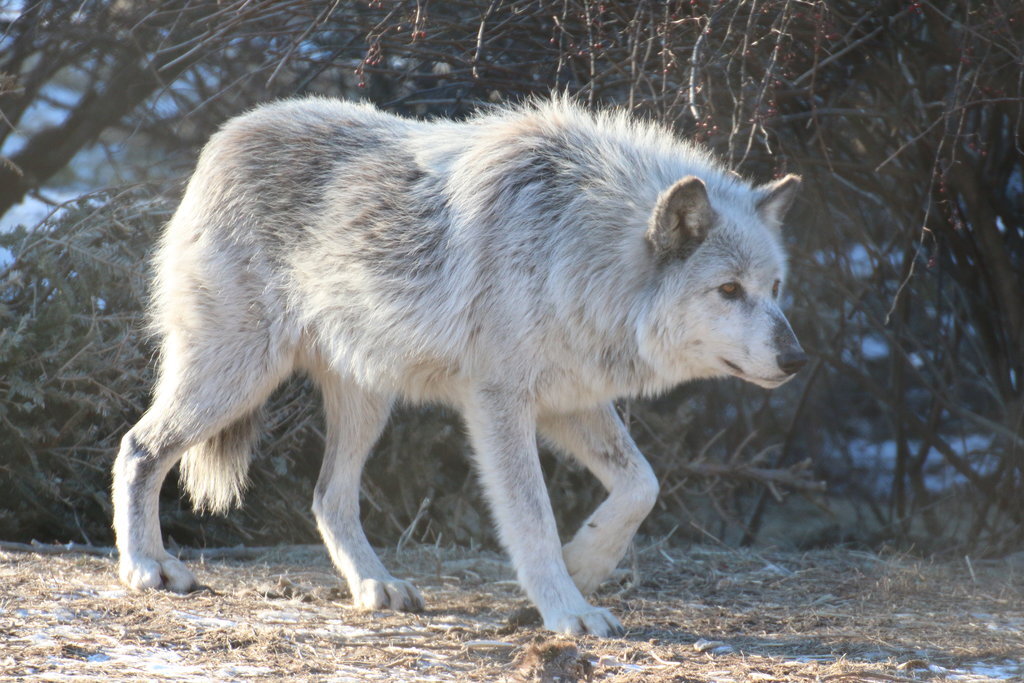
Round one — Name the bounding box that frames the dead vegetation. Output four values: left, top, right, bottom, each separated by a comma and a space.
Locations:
2, 542, 1021, 681
1, 0, 1021, 556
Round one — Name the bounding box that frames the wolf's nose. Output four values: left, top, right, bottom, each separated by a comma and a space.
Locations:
777, 350, 808, 375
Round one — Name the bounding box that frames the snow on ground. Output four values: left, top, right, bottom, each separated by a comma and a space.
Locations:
2, 543, 1022, 681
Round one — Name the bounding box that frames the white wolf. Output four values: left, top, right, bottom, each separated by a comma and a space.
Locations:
112, 96, 805, 637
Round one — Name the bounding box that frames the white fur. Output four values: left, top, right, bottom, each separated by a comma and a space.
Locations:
112, 96, 803, 637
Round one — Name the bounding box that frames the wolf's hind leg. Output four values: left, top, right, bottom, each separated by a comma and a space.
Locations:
113, 331, 290, 593
113, 423, 197, 592
312, 372, 422, 612
539, 405, 659, 596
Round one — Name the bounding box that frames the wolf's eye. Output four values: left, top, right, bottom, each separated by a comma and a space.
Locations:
772, 279, 781, 298
719, 282, 742, 300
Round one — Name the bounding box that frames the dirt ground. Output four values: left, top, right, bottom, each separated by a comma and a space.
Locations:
1, 541, 1022, 681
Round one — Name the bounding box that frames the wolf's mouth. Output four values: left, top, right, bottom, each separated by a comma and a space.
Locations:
721, 358, 744, 374
720, 358, 792, 389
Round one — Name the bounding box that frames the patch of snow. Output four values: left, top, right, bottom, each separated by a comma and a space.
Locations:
325, 666, 448, 682
217, 664, 274, 677
463, 639, 516, 650
85, 644, 202, 678
300, 625, 375, 642
594, 655, 646, 672
952, 660, 1023, 680
28, 632, 57, 646
173, 610, 236, 629
979, 616, 1024, 633
706, 674, 737, 683
757, 562, 793, 576
256, 609, 304, 623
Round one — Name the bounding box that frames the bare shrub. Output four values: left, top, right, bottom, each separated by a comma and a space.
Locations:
1, 0, 1020, 553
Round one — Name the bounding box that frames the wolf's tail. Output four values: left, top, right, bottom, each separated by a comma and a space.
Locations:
178, 410, 262, 514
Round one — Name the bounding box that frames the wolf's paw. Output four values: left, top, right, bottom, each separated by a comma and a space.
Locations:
354, 577, 424, 612
119, 553, 197, 593
543, 605, 623, 637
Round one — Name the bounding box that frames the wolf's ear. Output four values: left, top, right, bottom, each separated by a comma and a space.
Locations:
646, 176, 714, 259
756, 174, 801, 230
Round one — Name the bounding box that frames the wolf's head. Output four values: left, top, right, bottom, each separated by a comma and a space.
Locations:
637, 173, 806, 390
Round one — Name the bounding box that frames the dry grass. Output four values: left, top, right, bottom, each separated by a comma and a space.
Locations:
2, 543, 1022, 681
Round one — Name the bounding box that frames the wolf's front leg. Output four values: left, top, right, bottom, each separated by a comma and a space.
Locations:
539, 405, 659, 595
463, 387, 623, 637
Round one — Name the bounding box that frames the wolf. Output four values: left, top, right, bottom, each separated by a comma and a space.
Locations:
112, 96, 806, 637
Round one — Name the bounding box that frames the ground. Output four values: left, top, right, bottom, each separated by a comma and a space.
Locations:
2, 542, 1022, 681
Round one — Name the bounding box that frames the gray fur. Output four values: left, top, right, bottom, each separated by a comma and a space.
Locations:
112, 96, 804, 636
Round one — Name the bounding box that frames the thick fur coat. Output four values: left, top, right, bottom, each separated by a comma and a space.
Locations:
112, 97, 805, 636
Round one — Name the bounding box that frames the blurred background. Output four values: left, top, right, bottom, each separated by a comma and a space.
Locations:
1, 0, 1020, 556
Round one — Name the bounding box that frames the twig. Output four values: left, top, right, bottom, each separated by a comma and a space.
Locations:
0, 541, 115, 557
0, 541, 327, 560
